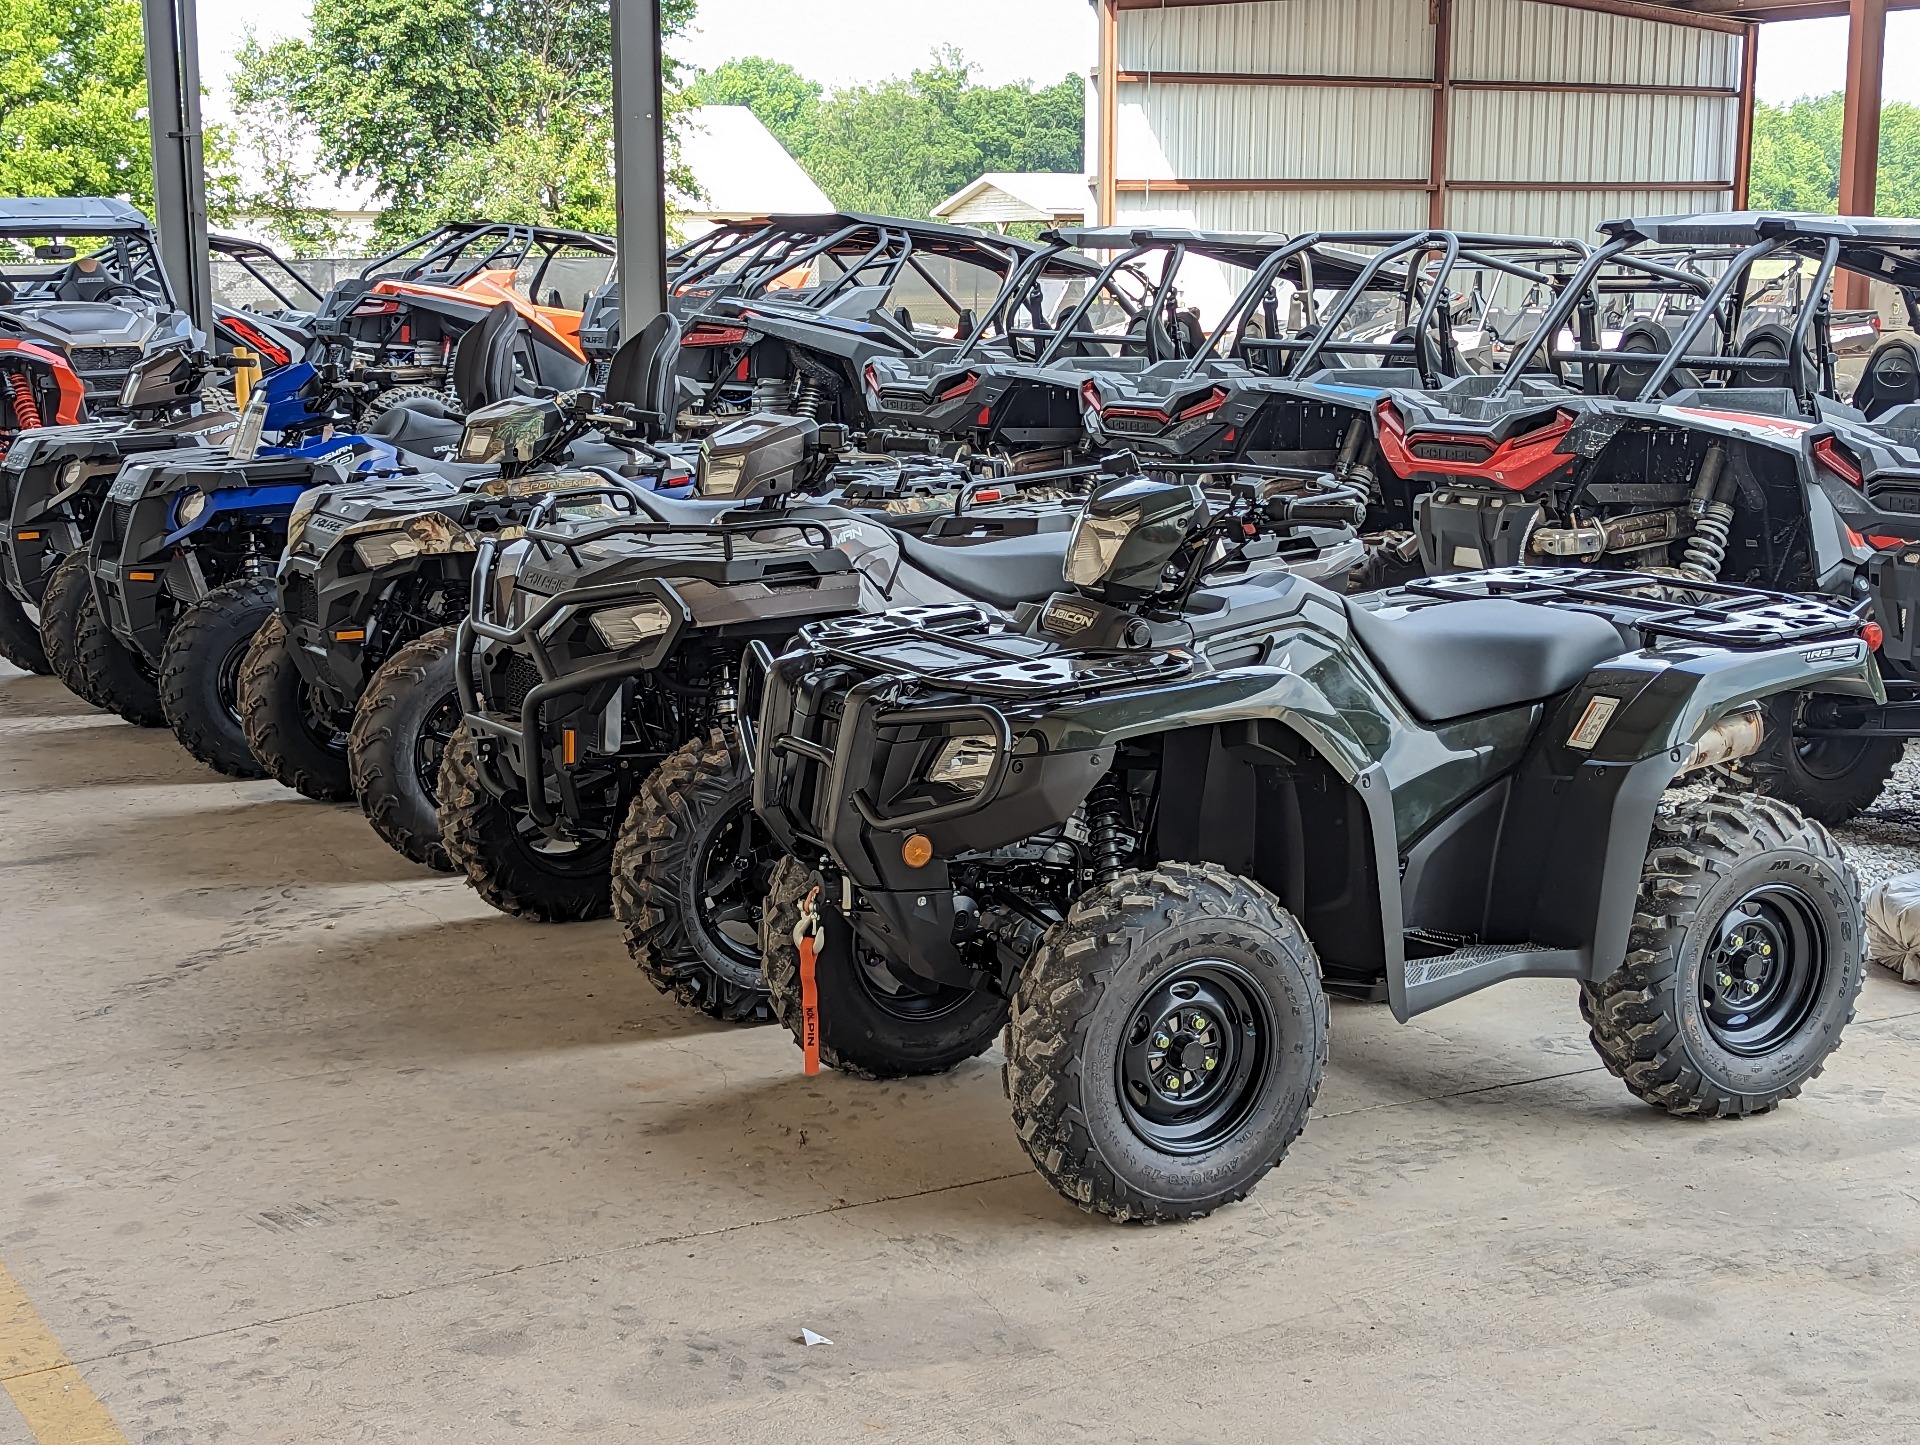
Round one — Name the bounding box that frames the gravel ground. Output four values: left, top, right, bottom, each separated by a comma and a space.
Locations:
1832, 745, 1920, 893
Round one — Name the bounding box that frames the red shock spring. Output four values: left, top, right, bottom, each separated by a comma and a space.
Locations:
6, 371, 42, 431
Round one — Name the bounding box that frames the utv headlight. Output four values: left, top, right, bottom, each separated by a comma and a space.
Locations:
589, 601, 673, 649
1064, 507, 1141, 588
353, 529, 420, 568
174, 489, 209, 526
925, 733, 1000, 794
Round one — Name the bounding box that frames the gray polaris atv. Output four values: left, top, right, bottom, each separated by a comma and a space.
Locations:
0, 340, 238, 677
750, 469, 1874, 1221
446, 421, 1365, 1023
245, 319, 694, 867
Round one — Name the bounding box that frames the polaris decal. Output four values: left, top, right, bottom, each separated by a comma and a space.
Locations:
1660, 407, 1813, 441
1567, 695, 1620, 750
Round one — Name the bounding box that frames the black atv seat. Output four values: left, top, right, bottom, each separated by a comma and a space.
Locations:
1345, 597, 1624, 724
367, 398, 465, 452
896, 529, 1068, 609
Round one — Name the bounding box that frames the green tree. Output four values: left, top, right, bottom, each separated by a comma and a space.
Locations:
686, 55, 821, 162
234, 0, 697, 242
1747, 92, 1920, 215
0, 0, 243, 223
695, 49, 1083, 220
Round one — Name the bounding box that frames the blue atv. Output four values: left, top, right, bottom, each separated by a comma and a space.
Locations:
75, 346, 450, 765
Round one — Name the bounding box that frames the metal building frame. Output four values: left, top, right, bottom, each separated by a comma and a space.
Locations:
1091, 0, 1920, 275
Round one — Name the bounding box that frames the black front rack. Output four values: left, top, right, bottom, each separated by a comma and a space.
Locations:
1405, 567, 1865, 650
795, 604, 1196, 700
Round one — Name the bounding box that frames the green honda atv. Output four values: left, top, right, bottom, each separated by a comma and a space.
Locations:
750, 470, 1876, 1221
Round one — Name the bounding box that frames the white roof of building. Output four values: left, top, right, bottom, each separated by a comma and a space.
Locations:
933, 173, 1093, 227
674, 106, 832, 220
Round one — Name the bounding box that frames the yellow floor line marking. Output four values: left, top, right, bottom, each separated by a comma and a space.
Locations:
0, 1261, 127, 1445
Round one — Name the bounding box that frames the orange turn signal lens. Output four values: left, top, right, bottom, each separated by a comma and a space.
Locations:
15, 530, 40, 540
562, 729, 578, 765
334, 628, 366, 641
127, 570, 157, 582
901, 833, 934, 868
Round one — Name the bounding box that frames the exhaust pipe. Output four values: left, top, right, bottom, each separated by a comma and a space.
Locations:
1678, 702, 1766, 774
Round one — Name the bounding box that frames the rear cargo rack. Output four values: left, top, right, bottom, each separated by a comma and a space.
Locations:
1404, 567, 1864, 649
795, 604, 1197, 699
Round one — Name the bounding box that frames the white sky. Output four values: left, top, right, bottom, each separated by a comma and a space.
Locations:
191, 0, 1920, 123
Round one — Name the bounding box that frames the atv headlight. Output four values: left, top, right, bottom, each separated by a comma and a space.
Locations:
58, 459, 86, 489
1064, 507, 1141, 588
924, 733, 1000, 794
353, 529, 420, 569
589, 601, 673, 649
174, 489, 209, 526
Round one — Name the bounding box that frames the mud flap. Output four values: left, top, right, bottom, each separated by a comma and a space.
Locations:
1414, 491, 1543, 574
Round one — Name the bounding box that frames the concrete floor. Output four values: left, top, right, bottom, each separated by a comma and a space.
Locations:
3, 660, 1919, 1445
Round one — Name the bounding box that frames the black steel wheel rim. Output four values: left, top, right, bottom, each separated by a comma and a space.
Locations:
414, 693, 462, 802
297, 677, 350, 755
852, 936, 979, 1022
1701, 883, 1828, 1056
695, 799, 780, 977
1116, 960, 1275, 1155
509, 809, 613, 876
1792, 696, 1880, 781
217, 638, 251, 725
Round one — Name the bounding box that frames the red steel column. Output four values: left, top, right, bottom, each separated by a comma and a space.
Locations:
1098, 0, 1119, 226
1837, 0, 1886, 307
1733, 22, 1758, 210
1429, 0, 1453, 229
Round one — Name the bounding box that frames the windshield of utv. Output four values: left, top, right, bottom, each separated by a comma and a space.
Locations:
0, 230, 170, 306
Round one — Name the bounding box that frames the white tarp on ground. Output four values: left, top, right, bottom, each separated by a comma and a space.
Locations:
1865, 874, 1920, 984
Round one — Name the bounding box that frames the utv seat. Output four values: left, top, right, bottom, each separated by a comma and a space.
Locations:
896, 529, 1069, 609
1852, 338, 1920, 420
1345, 598, 1625, 724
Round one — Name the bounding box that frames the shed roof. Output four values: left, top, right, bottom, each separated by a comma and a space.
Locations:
674, 106, 833, 221
933, 174, 1093, 227
1106, 0, 1920, 33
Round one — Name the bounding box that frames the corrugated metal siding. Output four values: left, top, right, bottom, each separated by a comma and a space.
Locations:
1118, 83, 1431, 181
1453, 0, 1741, 88
1446, 188, 1732, 239
1119, 0, 1434, 79
1117, 187, 1428, 236
1449, 91, 1737, 184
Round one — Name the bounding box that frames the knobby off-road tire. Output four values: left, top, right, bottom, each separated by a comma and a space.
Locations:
0, 582, 50, 673
238, 612, 353, 800
74, 589, 164, 725
1719, 691, 1901, 826
761, 855, 1010, 1077
160, 578, 276, 778
438, 725, 613, 921
1583, 792, 1863, 1119
612, 731, 775, 1024
350, 627, 460, 871
1006, 863, 1329, 1222
364, 384, 458, 426
41, 552, 102, 702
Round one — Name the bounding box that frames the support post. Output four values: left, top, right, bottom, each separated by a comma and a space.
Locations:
1837, 0, 1887, 308
1733, 22, 1758, 209
1428, 0, 1453, 229
611, 0, 668, 344
1097, 0, 1119, 226
141, 0, 212, 335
